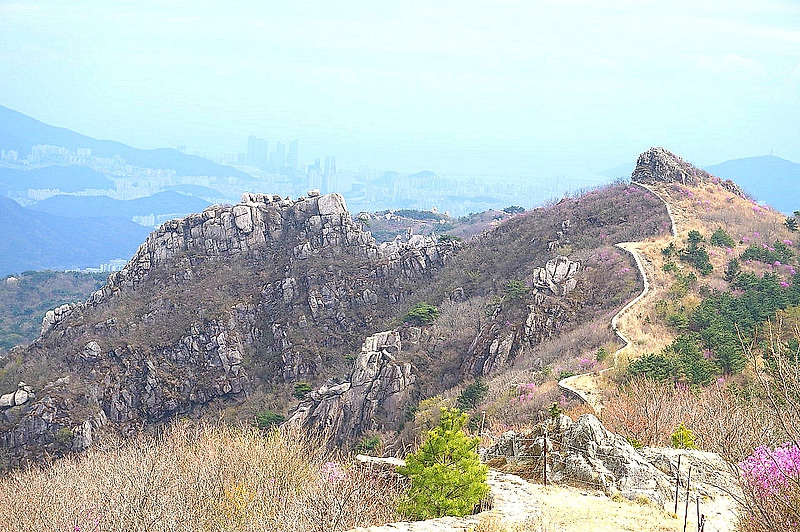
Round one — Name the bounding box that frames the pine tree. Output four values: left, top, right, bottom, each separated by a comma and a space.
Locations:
397, 408, 489, 519
671, 423, 696, 449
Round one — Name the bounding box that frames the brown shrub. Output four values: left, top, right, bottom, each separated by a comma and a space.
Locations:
602, 376, 780, 461
0, 422, 401, 532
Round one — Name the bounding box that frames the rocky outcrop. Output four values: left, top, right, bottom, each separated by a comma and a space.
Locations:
632, 147, 746, 198
465, 257, 581, 376
0, 382, 34, 408
41, 302, 80, 336
0, 376, 109, 461
531, 256, 580, 297
485, 414, 673, 506
287, 329, 417, 445
1, 191, 458, 467
43, 192, 455, 333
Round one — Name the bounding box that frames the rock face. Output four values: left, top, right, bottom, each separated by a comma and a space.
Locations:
632, 147, 746, 198
485, 414, 673, 506
1, 192, 456, 466
287, 329, 417, 445
531, 256, 580, 296
49, 192, 449, 319
0, 382, 34, 408
465, 256, 581, 376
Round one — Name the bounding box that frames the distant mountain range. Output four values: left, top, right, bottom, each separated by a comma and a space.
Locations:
0, 196, 150, 275
0, 105, 251, 179
599, 162, 635, 179
704, 155, 800, 213
0, 106, 242, 275
29, 191, 210, 220
163, 184, 225, 200
0, 165, 113, 193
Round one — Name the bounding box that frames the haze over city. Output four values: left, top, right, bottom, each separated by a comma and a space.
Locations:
1, 0, 798, 177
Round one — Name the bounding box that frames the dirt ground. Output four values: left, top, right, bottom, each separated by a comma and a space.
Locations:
533, 484, 681, 532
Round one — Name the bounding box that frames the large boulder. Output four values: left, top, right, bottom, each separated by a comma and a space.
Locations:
484, 414, 673, 506
286, 329, 416, 445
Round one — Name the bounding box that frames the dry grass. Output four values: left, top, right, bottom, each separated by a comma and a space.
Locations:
533, 484, 680, 532
0, 422, 402, 532
473, 511, 543, 532
609, 181, 795, 371
601, 376, 784, 461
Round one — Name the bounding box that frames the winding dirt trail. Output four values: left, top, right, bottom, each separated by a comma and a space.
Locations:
558, 183, 678, 412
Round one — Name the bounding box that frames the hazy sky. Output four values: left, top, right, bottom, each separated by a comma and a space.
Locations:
0, 0, 798, 175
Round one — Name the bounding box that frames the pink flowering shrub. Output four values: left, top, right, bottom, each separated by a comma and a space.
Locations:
510, 383, 539, 404
321, 461, 348, 484
740, 443, 800, 495
738, 443, 800, 531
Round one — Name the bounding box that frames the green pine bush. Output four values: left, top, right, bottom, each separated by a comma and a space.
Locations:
504, 279, 529, 299
404, 303, 440, 325
254, 410, 285, 430
456, 379, 489, 411
671, 423, 696, 449
397, 408, 489, 520
709, 227, 735, 247
293, 382, 312, 399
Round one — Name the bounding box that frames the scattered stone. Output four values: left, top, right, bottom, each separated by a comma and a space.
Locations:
0, 382, 34, 409
82, 341, 102, 361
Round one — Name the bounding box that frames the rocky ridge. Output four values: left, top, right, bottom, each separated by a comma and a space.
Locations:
41, 192, 450, 336
1, 191, 457, 466
632, 147, 746, 198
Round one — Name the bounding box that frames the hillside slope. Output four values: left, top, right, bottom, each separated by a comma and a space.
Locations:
0, 165, 113, 193
0, 271, 107, 351
0, 174, 671, 465
29, 191, 210, 220
565, 147, 799, 413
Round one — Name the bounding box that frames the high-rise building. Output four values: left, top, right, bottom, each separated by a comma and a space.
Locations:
324, 156, 336, 177
247, 136, 257, 165
307, 158, 323, 190
271, 141, 287, 173
247, 136, 268, 169
287, 139, 298, 169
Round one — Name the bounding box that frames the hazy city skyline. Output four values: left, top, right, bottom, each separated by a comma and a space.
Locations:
1, 0, 798, 176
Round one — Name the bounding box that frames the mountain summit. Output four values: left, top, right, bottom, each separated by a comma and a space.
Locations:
632, 147, 746, 198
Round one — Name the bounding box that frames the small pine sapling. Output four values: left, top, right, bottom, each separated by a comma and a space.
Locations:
671, 423, 696, 449
397, 408, 489, 520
